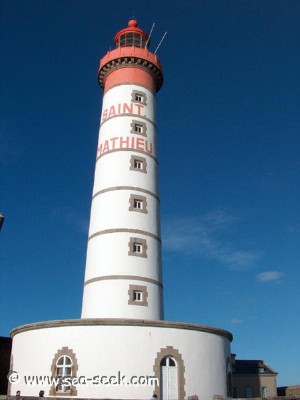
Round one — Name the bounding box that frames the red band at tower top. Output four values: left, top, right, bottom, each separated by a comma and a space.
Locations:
98, 19, 163, 93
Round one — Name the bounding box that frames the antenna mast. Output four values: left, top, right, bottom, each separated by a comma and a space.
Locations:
154, 31, 167, 54
145, 23, 155, 48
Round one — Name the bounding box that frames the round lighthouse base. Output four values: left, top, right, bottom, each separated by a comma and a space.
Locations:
10, 319, 232, 400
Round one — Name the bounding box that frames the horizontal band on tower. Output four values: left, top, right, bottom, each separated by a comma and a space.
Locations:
11, 319, 233, 342
100, 112, 157, 129
102, 81, 157, 96
88, 228, 161, 243
84, 275, 163, 288
92, 186, 160, 201
96, 148, 158, 164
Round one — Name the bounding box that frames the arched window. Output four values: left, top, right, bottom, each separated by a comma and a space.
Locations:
153, 346, 186, 400
56, 355, 72, 392
160, 356, 176, 367
49, 347, 78, 396
160, 357, 178, 400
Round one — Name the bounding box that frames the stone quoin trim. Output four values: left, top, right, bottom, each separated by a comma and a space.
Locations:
100, 112, 157, 129
88, 228, 161, 243
92, 186, 159, 202
129, 193, 148, 214
130, 155, 148, 173
130, 119, 147, 136
84, 275, 163, 288
96, 148, 158, 164
153, 346, 186, 400
131, 89, 147, 106
128, 237, 148, 258
49, 347, 78, 396
128, 284, 148, 306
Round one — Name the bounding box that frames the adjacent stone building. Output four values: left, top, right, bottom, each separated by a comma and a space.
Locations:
278, 385, 300, 397
232, 357, 277, 398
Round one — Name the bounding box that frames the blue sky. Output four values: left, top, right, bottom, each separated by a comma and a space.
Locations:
1, 0, 299, 387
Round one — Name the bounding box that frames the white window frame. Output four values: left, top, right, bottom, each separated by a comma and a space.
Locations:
56, 356, 72, 393
133, 291, 143, 301
129, 194, 148, 214
160, 357, 178, 400
131, 90, 147, 106
135, 123, 143, 133
130, 119, 147, 136
134, 199, 142, 209
50, 347, 78, 396
130, 155, 147, 173
128, 237, 147, 258
128, 284, 148, 306
134, 159, 142, 169
133, 243, 142, 253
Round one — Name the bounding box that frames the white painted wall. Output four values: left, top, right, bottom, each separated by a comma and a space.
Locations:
84, 234, 162, 281
88, 190, 160, 235
100, 85, 156, 124
93, 152, 159, 194
81, 281, 163, 319
82, 81, 162, 320
10, 322, 231, 400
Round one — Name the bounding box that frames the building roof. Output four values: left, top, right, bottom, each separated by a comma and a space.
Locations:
233, 360, 277, 375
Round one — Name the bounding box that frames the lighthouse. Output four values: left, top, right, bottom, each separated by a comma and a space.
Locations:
10, 19, 233, 400
81, 20, 163, 320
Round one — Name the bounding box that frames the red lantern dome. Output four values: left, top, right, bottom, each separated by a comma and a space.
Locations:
114, 19, 150, 48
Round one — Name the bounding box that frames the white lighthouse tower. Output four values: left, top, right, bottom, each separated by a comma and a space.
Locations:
10, 19, 233, 400
81, 19, 163, 320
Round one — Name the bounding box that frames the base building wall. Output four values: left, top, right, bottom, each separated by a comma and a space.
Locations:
10, 319, 232, 400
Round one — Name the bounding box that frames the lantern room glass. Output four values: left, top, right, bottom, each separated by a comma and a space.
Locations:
118, 33, 147, 48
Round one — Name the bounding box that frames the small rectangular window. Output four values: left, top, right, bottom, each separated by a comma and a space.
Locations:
133, 291, 143, 301
130, 155, 147, 173
135, 160, 142, 169
133, 243, 142, 253
130, 119, 147, 136
128, 284, 148, 306
135, 124, 143, 133
128, 237, 147, 258
134, 199, 142, 209
129, 194, 147, 214
131, 90, 147, 106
